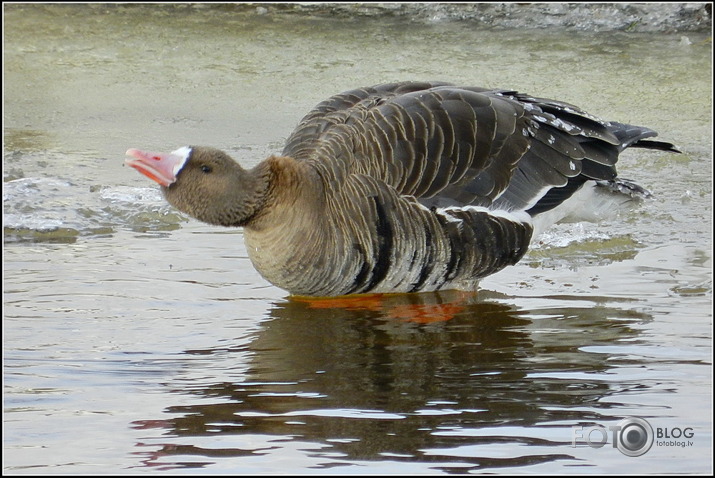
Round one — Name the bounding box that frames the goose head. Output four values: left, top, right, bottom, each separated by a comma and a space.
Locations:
125, 146, 269, 227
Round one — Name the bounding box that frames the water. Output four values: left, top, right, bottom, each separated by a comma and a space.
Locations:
3, 4, 712, 474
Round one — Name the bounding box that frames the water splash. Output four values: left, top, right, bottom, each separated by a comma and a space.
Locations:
3, 177, 186, 243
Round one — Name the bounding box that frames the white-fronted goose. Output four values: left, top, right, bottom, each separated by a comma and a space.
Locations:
126, 81, 678, 297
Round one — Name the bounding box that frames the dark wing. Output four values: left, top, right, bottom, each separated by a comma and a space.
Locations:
490, 91, 678, 213
284, 82, 675, 214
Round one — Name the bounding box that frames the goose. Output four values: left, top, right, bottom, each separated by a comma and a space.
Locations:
125, 81, 678, 297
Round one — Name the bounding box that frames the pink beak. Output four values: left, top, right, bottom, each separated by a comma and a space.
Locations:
125, 148, 190, 187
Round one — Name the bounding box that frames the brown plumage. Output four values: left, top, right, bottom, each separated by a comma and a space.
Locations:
125, 81, 678, 296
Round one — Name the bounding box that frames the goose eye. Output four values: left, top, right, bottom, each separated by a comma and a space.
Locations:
200, 165, 212, 174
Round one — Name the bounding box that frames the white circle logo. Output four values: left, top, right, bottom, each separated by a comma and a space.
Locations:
616, 417, 654, 457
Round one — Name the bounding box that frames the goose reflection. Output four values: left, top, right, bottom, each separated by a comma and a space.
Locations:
132, 290, 651, 472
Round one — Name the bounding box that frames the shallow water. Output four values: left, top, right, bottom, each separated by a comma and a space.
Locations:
3, 4, 712, 474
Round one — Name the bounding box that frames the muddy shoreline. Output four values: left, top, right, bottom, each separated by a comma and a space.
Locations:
186, 2, 710, 32
5, 3, 711, 32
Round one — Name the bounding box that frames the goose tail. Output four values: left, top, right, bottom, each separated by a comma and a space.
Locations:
528, 178, 653, 238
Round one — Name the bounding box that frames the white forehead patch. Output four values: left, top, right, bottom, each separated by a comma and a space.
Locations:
170, 146, 193, 176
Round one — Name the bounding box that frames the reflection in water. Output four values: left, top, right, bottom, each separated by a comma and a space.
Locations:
131, 290, 650, 472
